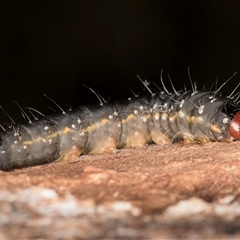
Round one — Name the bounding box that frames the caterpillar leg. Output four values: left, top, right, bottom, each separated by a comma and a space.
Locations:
89, 136, 118, 154
150, 130, 171, 145
126, 131, 150, 148
57, 147, 82, 162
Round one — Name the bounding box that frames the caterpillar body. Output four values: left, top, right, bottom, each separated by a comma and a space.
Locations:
1, 75, 240, 171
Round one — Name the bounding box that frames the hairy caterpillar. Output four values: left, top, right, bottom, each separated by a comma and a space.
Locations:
0, 71, 240, 171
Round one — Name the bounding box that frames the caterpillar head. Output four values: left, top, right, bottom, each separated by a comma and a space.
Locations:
229, 112, 240, 139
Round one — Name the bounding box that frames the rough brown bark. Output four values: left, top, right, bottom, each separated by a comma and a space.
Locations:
1, 141, 240, 239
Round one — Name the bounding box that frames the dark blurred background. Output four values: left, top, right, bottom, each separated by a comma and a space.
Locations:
1, 0, 240, 121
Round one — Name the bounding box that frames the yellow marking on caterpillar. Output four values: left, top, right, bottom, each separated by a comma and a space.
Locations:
146, 113, 151, 119
153, 112, 160, 120
187, 115, 204, 124
22, 127, 71, 145
169, 112, 178, 122
62, 126, 72, 134
210, 124, 221, 134
121, 113, 134, 124
101, 118, 109, 124
126, 113, 135, 121
161, 113, 168, 120
187, 116, 195, 122
86, 118, 109, 132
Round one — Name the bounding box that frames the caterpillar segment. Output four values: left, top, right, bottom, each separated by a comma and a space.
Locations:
0, 78, 240, 170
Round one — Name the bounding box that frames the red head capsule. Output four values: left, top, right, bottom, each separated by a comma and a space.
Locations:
229, 112, 240, 139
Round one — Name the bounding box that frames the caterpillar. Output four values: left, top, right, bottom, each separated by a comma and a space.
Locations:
0, 71, 240, 171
